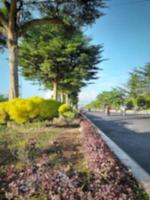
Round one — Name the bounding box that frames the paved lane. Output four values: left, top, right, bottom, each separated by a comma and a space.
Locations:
85, 111, 150, 174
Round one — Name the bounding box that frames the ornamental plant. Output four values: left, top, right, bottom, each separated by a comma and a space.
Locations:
58, 104, 77, 125
58, 104, 72, 114
0, 102, 9, 124
27, 96, 44, 119
0, 97, 61, 124
62, 111, 76, 119
38, 99, 61, 120
8, 98, 35, 123
2, 124, 148, 200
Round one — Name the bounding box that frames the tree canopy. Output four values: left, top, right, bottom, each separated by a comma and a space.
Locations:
86, 63, 150, 110
0, 0, 105, 99
19, 25, 102, 103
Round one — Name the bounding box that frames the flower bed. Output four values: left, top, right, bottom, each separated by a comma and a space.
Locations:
4, 161, 85, 200
0, 119, 148, 200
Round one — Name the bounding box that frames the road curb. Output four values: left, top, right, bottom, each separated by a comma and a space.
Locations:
82, 113, 150, 198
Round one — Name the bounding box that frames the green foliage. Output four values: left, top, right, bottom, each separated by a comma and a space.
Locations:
58, 104, 77, 123
145, 97, 150, 109
38, 99, 61, 120
0, 0, 104, 100
58, 104, 72, 114
88, 88, 125, 110
86, 100, 100, 110
62, 111, 76, 119
40, 0, 105, 26
136, 96, 147, 108
127, 69, 144, 98
27, 96, 44, 119
0, 0, 105, 47
19, 27, 102, 105
125, 99, 135, 109
0, 97, 61, 124
126, 64, 150, 109
87, 63, 150, 110
0, 122, 61, 168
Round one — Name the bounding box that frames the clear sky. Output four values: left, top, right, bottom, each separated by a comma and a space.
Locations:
1, 0, 150, 105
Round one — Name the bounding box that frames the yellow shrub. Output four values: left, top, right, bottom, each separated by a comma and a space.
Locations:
27, 96, 44, 119
0, 102, 9, 124
28, 96, 44, 104
0, 97, 61, 124
8, 98, 35, 123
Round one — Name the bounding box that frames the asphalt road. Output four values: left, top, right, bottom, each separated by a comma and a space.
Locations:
84, 111, 150, 174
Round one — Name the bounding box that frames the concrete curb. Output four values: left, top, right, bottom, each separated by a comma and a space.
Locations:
82, 113, 150, 198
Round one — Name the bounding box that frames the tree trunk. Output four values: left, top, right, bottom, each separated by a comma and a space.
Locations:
52, 81, 58, 100
65, 93, 69, 104
60, 91, 64, 103
7, 31, 19, 99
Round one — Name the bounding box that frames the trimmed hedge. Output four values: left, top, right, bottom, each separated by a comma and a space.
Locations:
0, 97, 61, 124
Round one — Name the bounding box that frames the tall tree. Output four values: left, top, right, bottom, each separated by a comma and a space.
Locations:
140, 63, 150, 95
95, 88, 125, 109
87, 63, 150, 110
127, 69, 144, 98
0, 0, 105, 99
19, 26, 102, 102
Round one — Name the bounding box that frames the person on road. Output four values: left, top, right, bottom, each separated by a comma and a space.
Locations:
105, 105, 111, 116
120, 105, 126, 116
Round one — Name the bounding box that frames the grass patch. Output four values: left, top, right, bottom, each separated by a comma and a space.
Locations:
0, 121, 89, 199
0, 121, 87, 173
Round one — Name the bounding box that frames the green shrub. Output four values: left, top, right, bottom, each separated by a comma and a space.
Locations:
28, 96, 44, 119
38, 99, 61, 120
58, 104, 72, 114
62, 111, 76, 119
58, 104, 77, 125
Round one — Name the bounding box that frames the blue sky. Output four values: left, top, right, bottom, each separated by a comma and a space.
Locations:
1, 0, 150, 105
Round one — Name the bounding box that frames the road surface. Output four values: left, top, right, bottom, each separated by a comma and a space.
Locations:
85, 111, 150, 174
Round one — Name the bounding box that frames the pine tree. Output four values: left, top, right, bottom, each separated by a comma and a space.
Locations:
0, 0, 105, 99
19, 26, 102, 103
